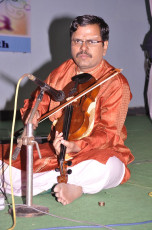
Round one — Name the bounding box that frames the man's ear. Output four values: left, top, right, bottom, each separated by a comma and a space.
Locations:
103, 41, 109, 56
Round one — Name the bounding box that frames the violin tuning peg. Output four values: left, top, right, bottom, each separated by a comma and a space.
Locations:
66, 161, 72, 166
67, 169, 72, 174
55, 168, 60, 172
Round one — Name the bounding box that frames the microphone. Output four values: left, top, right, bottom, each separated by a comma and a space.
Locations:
27, 74, 65, 102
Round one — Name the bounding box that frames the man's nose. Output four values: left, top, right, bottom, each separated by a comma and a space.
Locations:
80, 41, 88, 50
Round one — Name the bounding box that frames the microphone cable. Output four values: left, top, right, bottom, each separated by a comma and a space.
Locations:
8, 74, 28, 230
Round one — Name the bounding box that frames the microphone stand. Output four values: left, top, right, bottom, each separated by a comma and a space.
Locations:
11, 89, 49, 217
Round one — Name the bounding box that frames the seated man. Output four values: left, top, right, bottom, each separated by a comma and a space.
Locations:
0, 15, 134, 205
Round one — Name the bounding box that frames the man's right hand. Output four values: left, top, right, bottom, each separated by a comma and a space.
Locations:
53, 131, 81, 156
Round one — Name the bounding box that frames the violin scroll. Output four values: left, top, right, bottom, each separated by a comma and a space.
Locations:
56, 160, 72, 183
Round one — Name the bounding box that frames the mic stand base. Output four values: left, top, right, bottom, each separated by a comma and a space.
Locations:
9, 204, 49, 217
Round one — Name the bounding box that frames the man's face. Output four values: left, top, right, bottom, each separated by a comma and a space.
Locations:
71, 24, 108, 72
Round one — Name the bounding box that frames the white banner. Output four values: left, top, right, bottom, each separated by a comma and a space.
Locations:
0, 0, 31, 53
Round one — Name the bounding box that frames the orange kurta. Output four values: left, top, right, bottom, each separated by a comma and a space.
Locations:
0, 59, 134, 183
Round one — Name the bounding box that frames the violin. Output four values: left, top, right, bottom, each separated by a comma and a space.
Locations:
51, 68, 122, 184
55, 73, 98, 183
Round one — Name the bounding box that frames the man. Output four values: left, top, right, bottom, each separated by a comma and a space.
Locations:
0, 15, 134, 205
142, 31, 152, 119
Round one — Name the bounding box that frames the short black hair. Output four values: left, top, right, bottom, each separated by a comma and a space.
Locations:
70, 15, 109, 41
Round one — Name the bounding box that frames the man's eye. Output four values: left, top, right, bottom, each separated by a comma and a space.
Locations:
88, 40, 96, 44
88, 40, 94, 44
75, 39, 82, 43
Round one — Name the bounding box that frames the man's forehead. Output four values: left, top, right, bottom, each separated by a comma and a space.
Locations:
72, 24, 101, 37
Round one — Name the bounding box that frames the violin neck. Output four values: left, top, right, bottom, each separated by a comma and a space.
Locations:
59, 105, 73, 162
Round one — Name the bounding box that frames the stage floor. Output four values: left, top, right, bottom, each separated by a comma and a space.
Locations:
0, 115, 152, 230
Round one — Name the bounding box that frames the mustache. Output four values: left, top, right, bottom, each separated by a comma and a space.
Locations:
76, 51, 92, 58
